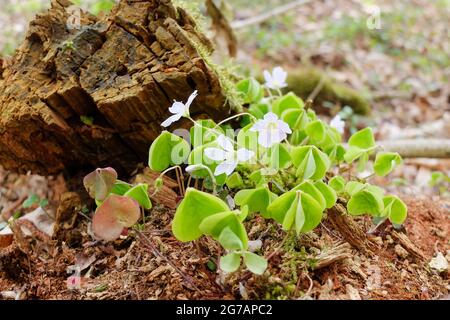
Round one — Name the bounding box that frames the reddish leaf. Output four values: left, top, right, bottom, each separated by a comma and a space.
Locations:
92, 195, 140, 241
83, 167, 118, 201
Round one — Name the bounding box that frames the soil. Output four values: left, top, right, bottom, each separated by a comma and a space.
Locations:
0, 169, 448, 300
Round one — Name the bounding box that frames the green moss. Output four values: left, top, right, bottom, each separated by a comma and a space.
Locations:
172, 0, 243, 113
255, 67, 371, 115
285, 68, 371, 115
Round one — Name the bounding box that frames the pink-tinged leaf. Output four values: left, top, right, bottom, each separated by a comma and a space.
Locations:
92, 195, 140, 241
83, 167, 118, 201
92, 205, 124, 241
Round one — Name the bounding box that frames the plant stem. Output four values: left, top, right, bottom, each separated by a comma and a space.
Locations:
158, 166, 184, 196
188, 164, 217, 194
188, 116, 239, 147
276, 88, 283, 97
213, 112, 256, 129
267, 229, 292, 261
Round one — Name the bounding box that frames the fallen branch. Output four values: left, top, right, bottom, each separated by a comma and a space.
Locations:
327, 201, 377, 254
390, 230, 426, 261
378, 139, 450, 159
312, 241, 352, 270
231, 0, 311, 29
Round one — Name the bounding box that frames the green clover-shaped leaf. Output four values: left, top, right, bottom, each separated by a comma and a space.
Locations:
293, 181, 326, 211
326, 144, 346, 163
313, 180, 337, 209
199, 210, 248, 250
266, 143, 291, 169
243, 252, 267, 275
248, 101, 270, 120
217, 226, 245, 251
272, 92, 304, 116
347, 189, 384, 216
267, 190, 323, 235
225, 172, 244, 189
220, 252, 241, 273
344, 128, 376, 166
172, 188, 229, 242
291, 145, 330, 180
345, 181, 366, 196
329, 176, 346, 193
382, 195, 407, 224
234, 186, 277, 218
237, 77, 264, 104
373, 152, 402, 177
307, 124, 341, 151
124, 184, 152, 209
281, 109, 309, 131
110, 180, 132, 196
190, 119, 223, 148
148, 131, 190, 171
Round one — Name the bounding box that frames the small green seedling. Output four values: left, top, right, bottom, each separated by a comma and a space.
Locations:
23, 194, 48, 209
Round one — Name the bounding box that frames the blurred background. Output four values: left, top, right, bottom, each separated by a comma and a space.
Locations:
1, 0, 449, 200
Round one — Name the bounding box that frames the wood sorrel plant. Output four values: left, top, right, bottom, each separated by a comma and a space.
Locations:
85, 66, 407, 276
83, 167, 151, 241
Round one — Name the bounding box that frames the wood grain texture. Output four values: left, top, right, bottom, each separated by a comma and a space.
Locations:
0, 0, 230, 175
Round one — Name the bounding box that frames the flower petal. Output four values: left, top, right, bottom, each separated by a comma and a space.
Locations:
236, 148, 255, 162
257, 130, 273, 148
185, 165, 198, 173
277, 119, 292, 134
184, 90, 198, 109
204, 147, 227, 161
216, 135, 234, 152
330, 115, 345, 133
168, 101, 185, 114
264, 112, 278, 121
273, 66, 287, 84
161, 114, 182, 127
263, 70, 273, 85
249, 120, 265, 132
214, 161, 237, 176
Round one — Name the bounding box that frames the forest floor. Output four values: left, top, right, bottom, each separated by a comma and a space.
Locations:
0, 0, 449, 299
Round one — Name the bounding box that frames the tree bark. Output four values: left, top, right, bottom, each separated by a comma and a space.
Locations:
0, 0, 230, 176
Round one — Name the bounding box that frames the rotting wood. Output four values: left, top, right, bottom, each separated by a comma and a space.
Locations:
327, 201, 378, 255
390, 230, 426, 261
312, 241, 352, 270
0, 0, 231, 176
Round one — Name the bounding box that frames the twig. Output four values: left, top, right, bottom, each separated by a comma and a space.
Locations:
377, 139, 450, 158
231, 0, 311, 29
294, 271, 313, 298
135, 229, 200, 291
267, 229, 292, 261
307, 73, 326, 102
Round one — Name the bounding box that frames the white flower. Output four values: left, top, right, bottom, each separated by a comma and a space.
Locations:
185, 165, 199, 174
330, 114, 345, 134
161, 90, 198, 127
263, 66, 288, 90
204, 135, 254, 176
250, 112, 292, 148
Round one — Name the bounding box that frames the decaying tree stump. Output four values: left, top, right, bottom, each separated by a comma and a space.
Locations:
0, 0, 231, 176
